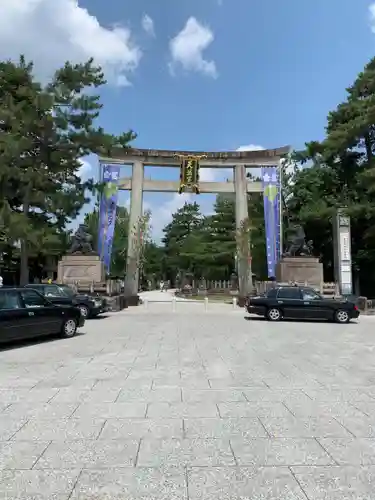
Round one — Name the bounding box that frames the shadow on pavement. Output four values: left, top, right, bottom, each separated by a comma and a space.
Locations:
244, 315, 358, 324
0, 330, 87, 352
244, 316, 266, 321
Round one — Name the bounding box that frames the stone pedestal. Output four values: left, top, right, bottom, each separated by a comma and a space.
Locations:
276, 257, 323, 290
57, 255, 105, 284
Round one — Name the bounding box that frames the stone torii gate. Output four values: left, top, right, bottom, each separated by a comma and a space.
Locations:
99, 146, 289, 301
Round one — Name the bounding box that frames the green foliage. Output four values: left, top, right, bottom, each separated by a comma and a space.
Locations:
201, 195, 236, 279
160, 193, 267, 282
0, 55, 135, 284
247, 193, 267, 279
12, 52, 375, 295
84, 205, 130, 277
162, 202, 206, 280
285, 55, 375, 294
84, 205, 164, 285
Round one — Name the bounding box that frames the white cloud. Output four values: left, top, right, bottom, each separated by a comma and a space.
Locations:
79, 158, 92, 179
150, 193, 191, 242
370, 3, 375, 31
0, 0, 142, 86
142, 14, 155, 37
169, 17, 217, 78
236, 144, 265, 152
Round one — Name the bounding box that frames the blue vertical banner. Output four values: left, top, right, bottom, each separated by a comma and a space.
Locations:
97, 164, 120, 272
262, 166, 281, 278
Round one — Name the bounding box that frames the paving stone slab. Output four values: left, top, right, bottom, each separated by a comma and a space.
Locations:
99, 418, 183, 440
1, 305, 375, 497
0, 388, 34, 404
291, 465, 375, 499
0, 440, 50, 470
0, 468, 80, 499
117, 387, 182, 403
209, 378, 266, 389
72, 402, 147, 419
137, 438, 235, 467
302, 387, 375, 401
187, 466, 307, 500
3, 402, 78, 420
181, 389, 246, 403
351, 401, 375, 416
153, 379, 211, 389
332, 414, 375, 438
34, 439, 140, 469
284, 401, 367, 419
146, 402, 219, 418
261, 416, 354, 438
242, 388, 310, 403
22, 388, 61, 403
12, 418, 106, 441
230, 437, 334, 466
70, 467, 188, 499
318, 437, 375, 465
184, 417, 268, 439
218, 402, 292, 418
0, 416, 28, 440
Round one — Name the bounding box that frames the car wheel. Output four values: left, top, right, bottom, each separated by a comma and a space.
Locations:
267, 307, 282, 321
61, 318, 77, 338
79, 305, 89, 318
335, 309, 350, 324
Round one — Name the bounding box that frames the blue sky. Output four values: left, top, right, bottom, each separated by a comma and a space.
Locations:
1, 0, 374, 240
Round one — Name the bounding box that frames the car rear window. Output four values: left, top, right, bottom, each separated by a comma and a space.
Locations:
277, 287, 301, 299
267, 288, 277, 298
0, 291, 22, 310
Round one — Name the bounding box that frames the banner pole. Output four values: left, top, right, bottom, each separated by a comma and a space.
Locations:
279, 160, 283, 258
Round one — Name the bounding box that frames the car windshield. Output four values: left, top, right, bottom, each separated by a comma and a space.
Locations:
58, 285, 75, 298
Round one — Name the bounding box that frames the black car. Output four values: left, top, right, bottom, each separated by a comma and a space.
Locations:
24, 284, 106, 319
0, 287, 84, 343
246, 285, 360, 323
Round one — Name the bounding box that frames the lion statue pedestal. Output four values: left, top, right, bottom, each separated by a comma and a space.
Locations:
58, 254, 105, 285
57, 224, 105, 285
276, 223, 323, 290
276, 256, 323, 291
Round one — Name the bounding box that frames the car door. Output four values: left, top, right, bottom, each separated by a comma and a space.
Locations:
19, 289, 62, 336
301, 288, 324, 319
0, 290, 33, 342
301, 288, 332, 320
276, 287, 304, 318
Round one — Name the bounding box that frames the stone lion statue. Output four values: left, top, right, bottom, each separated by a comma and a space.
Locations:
69, 224, 94, 254
283, 224, 313, 257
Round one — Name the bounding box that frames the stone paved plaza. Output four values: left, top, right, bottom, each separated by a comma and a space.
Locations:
1, 303, 375, 498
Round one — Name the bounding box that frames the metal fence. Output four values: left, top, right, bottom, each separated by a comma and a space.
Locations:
254, 281, 340, 297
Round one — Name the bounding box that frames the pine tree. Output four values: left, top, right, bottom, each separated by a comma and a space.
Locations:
0, 56, 135, 284
205, 195, 236, 279
162, 202, 204, 281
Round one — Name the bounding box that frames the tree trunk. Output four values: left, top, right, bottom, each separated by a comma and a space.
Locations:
19, 198, 29, 286
364, 132, 373, 166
